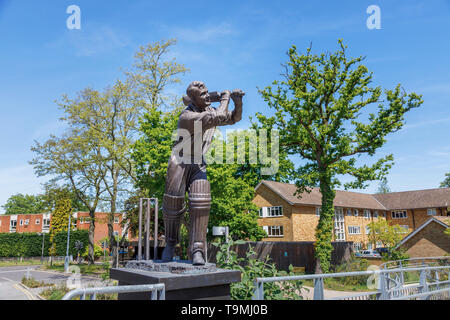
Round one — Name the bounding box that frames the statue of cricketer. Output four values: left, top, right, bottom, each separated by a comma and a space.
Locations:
161, 81, 244, 265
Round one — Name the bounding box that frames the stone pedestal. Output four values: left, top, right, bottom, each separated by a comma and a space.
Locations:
110, 260, 241, 300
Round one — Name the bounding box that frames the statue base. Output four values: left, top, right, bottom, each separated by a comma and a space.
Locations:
110, 260, 241, 300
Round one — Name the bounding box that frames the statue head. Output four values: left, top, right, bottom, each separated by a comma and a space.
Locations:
186, 81, 211, 111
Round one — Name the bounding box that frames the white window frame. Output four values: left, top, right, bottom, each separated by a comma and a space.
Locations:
10, 220, 17, 229
35, 218, 40, 225
427, 208, 437, 216
373, 211, 379, 218
348, 226, 361, 235
353, 209, 359, 217
266, 225, 284, 237
114, 216, 120, 224
346, 209, 352, 216
24, 219, 29, 226
353, 242, 362, 252
364, 210, 371, 219
268, 206, 283, 217
43, 218, 50, 228
334, 208, 346, 241
391, 210, 407, 219
365, 226, 371, 235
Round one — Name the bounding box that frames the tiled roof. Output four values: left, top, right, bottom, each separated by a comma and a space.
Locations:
256, 180, 450, 211
373, 188, 450, 210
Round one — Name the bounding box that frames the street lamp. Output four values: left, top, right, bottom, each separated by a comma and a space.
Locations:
37, 232, 45, 265
64, 213, 72, 273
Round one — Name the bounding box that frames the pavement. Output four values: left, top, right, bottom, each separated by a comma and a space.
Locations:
0, 265, 109, 300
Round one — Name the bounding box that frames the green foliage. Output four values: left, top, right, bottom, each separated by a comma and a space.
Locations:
376, 177, 391, 194
82, 243, 103, 260
383, 248, 409, 262
0, 230, 88, 257
22, 277, 54, 288
212, 238, 303, 300
253, 40, 423, 272
367, 219, 404, 250
40, 183, 89, 212
333, 257, 370, 287
2, 193, 45, 215
49, 199, 73, 256
440, 173, 450, 188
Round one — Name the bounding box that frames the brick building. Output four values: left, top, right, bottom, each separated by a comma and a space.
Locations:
396, 217, 450, 257
253, 180, 450, 251
0, 211, 129, 245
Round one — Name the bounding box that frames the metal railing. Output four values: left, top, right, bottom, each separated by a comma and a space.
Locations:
381, 256, 450, 269
62, 283, 166, 300
253, 264, 450, 300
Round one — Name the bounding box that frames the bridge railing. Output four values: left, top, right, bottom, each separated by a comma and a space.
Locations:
62, 283, 165, 300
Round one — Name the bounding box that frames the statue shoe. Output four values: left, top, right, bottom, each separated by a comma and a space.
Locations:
191, 242, 205, 265
161, 241, 176, 262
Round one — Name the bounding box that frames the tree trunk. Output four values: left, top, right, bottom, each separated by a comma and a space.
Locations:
314, 168, 335, 273
88, 210, 95, 264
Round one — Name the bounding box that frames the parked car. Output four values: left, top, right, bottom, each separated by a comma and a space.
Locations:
359, 250, 381, 258
375, 247, 390, 256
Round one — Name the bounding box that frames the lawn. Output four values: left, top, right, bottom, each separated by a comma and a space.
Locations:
41, 262, 111, 279
0, 258, 45, 267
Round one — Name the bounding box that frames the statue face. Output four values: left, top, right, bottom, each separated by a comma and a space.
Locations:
191, 83, 211, 111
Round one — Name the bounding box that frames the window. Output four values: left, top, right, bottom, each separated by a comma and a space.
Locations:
35, 218, 40, 225
391, 210, 407, 219
353, 242, 362, 251
259, 206, 283, 218
365, 226, 371, 235
79, 217, 84, 224
24, 219, 29, 226
427, 209, 437, 216
353, 209, 359, 217
43, 218, 50, 228
334, 208, 345, 241
348, 226, 361, 235
20, 219, 24, 226
373, 211, 379, 218
367, 243, 373, 250
364, 210, 371, 219
114, 216, 120, 224
316, 207, 322, 217
381, 212, 386, 218
268, 206, 283, 217
346, 209, 352, 216
113, 231, 119, 236
265, 225, 284, 237
10, 220, 17, 229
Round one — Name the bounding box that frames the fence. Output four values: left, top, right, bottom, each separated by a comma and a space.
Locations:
207, 241, 353, 273
253, 263, 450, 300
62, 283, 166, 300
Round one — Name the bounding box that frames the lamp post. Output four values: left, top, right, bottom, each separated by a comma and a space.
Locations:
38, 232, 45, 265
64, 213, 72, 273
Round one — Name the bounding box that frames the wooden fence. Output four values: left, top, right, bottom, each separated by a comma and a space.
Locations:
207, 241, 353, 273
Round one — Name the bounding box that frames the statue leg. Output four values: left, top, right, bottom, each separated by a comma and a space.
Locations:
161, 193, 186, 262
188, 179, 211, 265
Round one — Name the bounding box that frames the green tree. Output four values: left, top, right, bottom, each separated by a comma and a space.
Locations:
40, 182, 89, 212
254, 40, 423, 272
367, 219, 405, 250
376, 177, 391, 194
30, 127, 106, 264
48, 198, 73, 264
2, 193, 45, 215
440, 173, 450, 188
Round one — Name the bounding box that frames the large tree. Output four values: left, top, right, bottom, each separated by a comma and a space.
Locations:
30, 129, 106, 264
1, 193, 45, 215
440, 173, 450, 188
254, 40, 423, 272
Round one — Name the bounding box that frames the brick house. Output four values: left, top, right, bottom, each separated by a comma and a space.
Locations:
395, 217, 450, 258
253, 180, 450, 251
0, 211, 130, 245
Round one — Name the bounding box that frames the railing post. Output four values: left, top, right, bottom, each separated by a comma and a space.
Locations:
419, 269, 429, 300
435, 270, 440, 291
399, 261, 405, 285
313, 277, 324, 300
252, 280, 264, 300
378, 270, 389, 300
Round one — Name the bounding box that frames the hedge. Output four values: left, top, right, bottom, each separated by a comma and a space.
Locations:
0, 230, 89, 257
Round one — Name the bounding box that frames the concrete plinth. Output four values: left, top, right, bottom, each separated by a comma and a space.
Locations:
110, 260, 241, 300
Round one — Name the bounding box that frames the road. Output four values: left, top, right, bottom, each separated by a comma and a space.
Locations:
0, 265, 106, 300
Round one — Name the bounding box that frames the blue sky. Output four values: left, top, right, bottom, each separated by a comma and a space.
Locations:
0, 0, 449, 213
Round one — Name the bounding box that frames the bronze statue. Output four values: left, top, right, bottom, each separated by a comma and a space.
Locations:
161, 81, 244, 265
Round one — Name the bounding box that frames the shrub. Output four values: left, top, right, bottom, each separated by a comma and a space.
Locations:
212, 238, 304, 300
82, 243, 103, 260
333, 257, 370, 287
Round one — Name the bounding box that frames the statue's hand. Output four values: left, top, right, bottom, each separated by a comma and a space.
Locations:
231, 89, 244, 104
